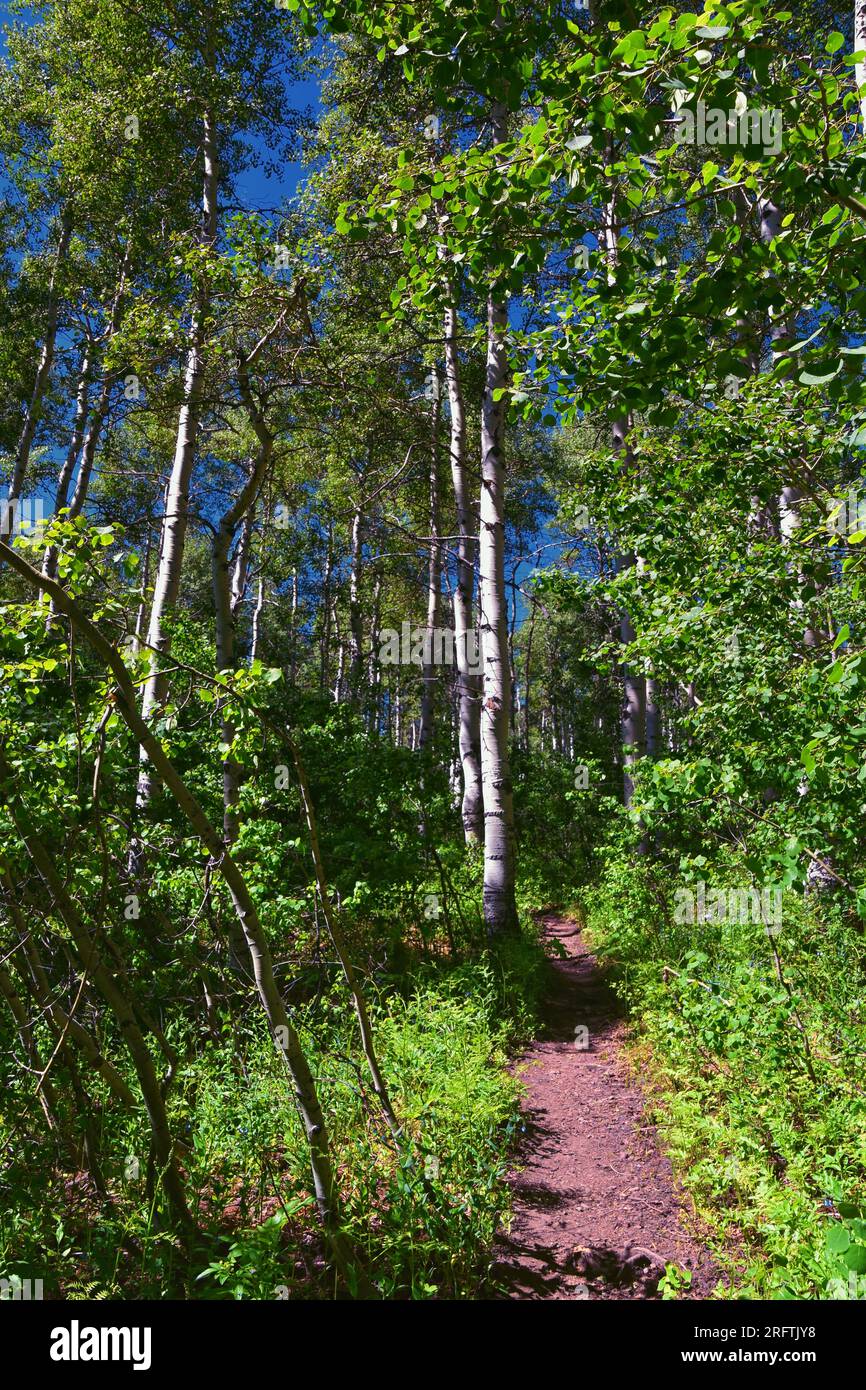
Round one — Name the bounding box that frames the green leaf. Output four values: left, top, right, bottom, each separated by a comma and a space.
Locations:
798, 367, 840, 386
826, 1226, 850, 1254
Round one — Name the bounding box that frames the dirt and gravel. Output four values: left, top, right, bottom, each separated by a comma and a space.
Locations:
493, 913, 721, 1300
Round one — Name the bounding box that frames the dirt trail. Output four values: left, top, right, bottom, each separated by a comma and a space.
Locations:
493, 912, 720, 1300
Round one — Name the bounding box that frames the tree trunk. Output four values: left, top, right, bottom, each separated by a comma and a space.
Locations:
44, 244, 131, 588
368, 571, 382, 732
521, 591, 538, 752
348, 506, 364, 702
49, 341, 91, 529
135, 108, 218, 815
320, 523, 333, 695
645, 675, 659, 758
444, 301, 484, 842
212, 349, 274, 843
419, 377, 442, 749
478, 104, 518, 936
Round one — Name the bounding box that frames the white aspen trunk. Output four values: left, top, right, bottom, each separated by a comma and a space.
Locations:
620, 606, 645, 804
212, 434, 271, 844
686, 681, 697, 749
47, 243, 131, 583
479, 103, 518, 935
320, 523, 333, 695
43, 340, 91, 599
645, 675, 659, 758
131, 532, 153, 657
348, 505, 364, 700
449, 677, 462, 799
67, 387, 107, 520
419, 377, 442, 749
508, 578, 519, 724
289, 568, 299, 682
333, 623, 345, 703
231, 511, 253, 615
779, 483, 820, 647
444, 301, 484, 841
395, 676, 403, 746
521, 593, 538, 752
368, 571, 382, 733
51, 342, 91, 520
251, 573, 265, 662
135, 109, 218, 815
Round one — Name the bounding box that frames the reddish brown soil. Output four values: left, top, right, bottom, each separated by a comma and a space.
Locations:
493, 913, 721, 1300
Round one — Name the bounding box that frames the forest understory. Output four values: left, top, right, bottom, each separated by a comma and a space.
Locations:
2, 0, 866, 1310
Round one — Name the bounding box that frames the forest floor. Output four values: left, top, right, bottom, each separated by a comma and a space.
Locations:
492, 912, 722, 1300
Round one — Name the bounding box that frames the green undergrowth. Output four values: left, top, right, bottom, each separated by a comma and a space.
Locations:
0, 929, 546, 1301
579, 852, 866, 1300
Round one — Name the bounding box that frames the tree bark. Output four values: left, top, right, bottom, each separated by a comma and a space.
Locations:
478, 103, 518, 936
320, 523, 334, 695
444, 302, 484, 842
135, 108, 218, 815
419, 376, 442, 750
348, 505, 364, 702
212, 345, 274, 843
44, 244, 131, 588
645, 675, 659, 758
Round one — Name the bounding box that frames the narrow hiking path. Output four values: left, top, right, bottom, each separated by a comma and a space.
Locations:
493, 912, 721, 1300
